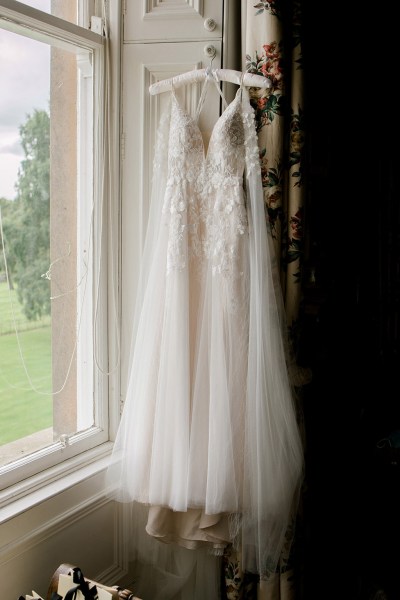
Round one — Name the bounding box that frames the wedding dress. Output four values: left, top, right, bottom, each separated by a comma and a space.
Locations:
106, 71, 304, 582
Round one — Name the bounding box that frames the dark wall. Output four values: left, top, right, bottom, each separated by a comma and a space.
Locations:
299, 4, 400, 599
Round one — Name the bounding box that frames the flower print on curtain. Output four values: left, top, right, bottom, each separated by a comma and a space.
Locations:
247, 0, 305, 329
222, 1, 309, 599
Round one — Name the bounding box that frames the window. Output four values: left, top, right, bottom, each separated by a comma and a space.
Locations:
0, 0, 110, 493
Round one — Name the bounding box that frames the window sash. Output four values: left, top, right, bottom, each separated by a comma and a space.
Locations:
0, 0, 108, 493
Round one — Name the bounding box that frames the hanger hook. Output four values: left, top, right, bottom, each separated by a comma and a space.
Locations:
204, 44, 216, 62
204, 44, 216, 78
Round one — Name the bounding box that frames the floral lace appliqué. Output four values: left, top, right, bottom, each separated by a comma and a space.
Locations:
159, 90, 258, 280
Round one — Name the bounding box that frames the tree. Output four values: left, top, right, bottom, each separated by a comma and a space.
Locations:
2, 109, 50, 320
0, 197, 16, 289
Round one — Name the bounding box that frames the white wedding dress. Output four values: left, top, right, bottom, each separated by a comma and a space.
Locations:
106, 73, 304, 589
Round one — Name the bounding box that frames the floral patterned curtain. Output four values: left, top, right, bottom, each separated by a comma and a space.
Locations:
222, 1, 307, 598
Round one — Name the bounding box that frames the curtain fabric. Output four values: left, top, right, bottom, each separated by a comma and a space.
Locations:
222, 1, 307, 598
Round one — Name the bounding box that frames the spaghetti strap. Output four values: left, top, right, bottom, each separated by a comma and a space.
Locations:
194, 70, 211, 122
194, 67, 231, 122
238, 71, 245, 101
170, 75, 177, 98
211, 70, 229, 111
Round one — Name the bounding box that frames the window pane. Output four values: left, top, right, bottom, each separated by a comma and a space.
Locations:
16, 0, 50, 12
0, 25, 95, 468
18, 1, 78, 25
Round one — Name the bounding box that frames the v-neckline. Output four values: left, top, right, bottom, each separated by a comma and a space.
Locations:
170, 88, 242, 161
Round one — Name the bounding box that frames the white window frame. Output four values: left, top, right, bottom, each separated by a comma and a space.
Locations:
0, 0, 119, 504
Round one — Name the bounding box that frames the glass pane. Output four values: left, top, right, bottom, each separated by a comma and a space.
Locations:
17, 1, 78, 26
16, 0, 50, 11
0, 26, 94, 468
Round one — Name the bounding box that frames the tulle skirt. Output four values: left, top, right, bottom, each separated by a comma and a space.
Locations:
107, 183, 250, 514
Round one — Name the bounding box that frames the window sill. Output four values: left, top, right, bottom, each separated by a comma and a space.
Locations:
0, 441, 114, 523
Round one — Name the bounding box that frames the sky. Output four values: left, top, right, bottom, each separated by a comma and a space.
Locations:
0, 1, 51, 200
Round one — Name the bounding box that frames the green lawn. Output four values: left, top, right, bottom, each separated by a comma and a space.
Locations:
0, 280, 50, 334
0, 281, 52, 444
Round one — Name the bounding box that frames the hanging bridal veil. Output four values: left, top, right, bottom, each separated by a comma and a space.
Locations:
222, 1, 311, 598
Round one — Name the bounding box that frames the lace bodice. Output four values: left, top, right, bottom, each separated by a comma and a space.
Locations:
160, 79, 260, 277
